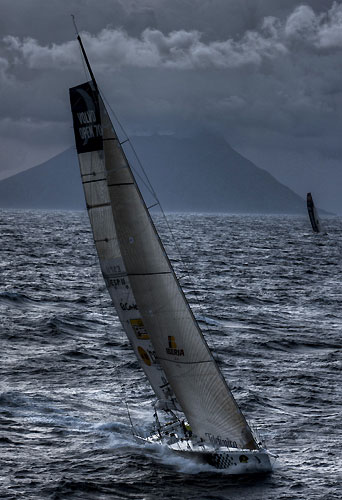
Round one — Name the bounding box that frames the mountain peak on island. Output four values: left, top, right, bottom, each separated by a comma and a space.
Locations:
0, 133, 306, 213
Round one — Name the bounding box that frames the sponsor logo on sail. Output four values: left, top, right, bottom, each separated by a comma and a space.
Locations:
75, 90, 102, 145
120, 301, 137, 311
69, 82, 103, 154
166, 336, 184, 356
130, 319, 150, 340
137, 346, 152, 366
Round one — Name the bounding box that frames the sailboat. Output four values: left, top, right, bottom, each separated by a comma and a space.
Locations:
307, 192, 321, 233
69, 29, 273, 474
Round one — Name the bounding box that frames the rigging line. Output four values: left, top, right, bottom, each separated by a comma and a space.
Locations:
71, 14, 79, 36
99, 91, 158, 200
82, 195, 119, 400
88, 205, 129, 403
99, 97, 217, 342
99, 89, 156, 200
99, 93, 197, 282
100, 86, 217, 345
86, 188, 133, 419
101, 93, 159, 201
84, 214, 142, 418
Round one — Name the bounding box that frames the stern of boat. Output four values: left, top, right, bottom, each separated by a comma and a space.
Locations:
168, 440, 274, 474
204, 448, 273, 473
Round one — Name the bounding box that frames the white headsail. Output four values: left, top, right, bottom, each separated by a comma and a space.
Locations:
99, 97, 257, 450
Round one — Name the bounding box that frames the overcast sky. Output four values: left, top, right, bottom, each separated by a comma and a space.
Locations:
1, 0, 342, 212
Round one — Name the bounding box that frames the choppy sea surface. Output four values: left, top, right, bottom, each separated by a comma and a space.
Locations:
1, 210, 341, 500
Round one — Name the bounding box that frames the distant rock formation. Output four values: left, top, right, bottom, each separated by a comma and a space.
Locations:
0, 133, 306, 213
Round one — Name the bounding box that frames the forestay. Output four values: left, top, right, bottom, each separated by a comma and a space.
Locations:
69, 82, 179, 410
98, 90, 257, 450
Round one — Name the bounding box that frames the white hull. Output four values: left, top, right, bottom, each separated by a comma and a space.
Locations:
136, 434, 273, 474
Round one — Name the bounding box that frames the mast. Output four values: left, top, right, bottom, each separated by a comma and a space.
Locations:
70, 30, 258, 450
72, 15, 99, 92
69, 27, 180, 411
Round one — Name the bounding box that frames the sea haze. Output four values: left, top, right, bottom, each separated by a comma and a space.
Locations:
1, 210, 341, 500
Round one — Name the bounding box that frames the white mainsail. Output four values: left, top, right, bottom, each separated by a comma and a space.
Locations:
70, 82, 179, 410
70, 73, 257, 450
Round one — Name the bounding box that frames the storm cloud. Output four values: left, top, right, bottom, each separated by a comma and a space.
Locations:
1, 0, 342, 211
5, 4, 342, 70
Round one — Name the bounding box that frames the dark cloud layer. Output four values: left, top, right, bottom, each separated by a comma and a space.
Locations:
1, 0, 342, 212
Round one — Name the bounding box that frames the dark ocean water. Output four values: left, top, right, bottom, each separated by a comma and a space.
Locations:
1, 210, 341, 500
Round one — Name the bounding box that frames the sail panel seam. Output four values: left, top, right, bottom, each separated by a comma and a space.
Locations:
87, 202, 111, 209
108, 182, 135, 187
83, 178, 107, 184
104, 272, 127, 279
94, 237, 115, 243
156, 358, 213, 365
